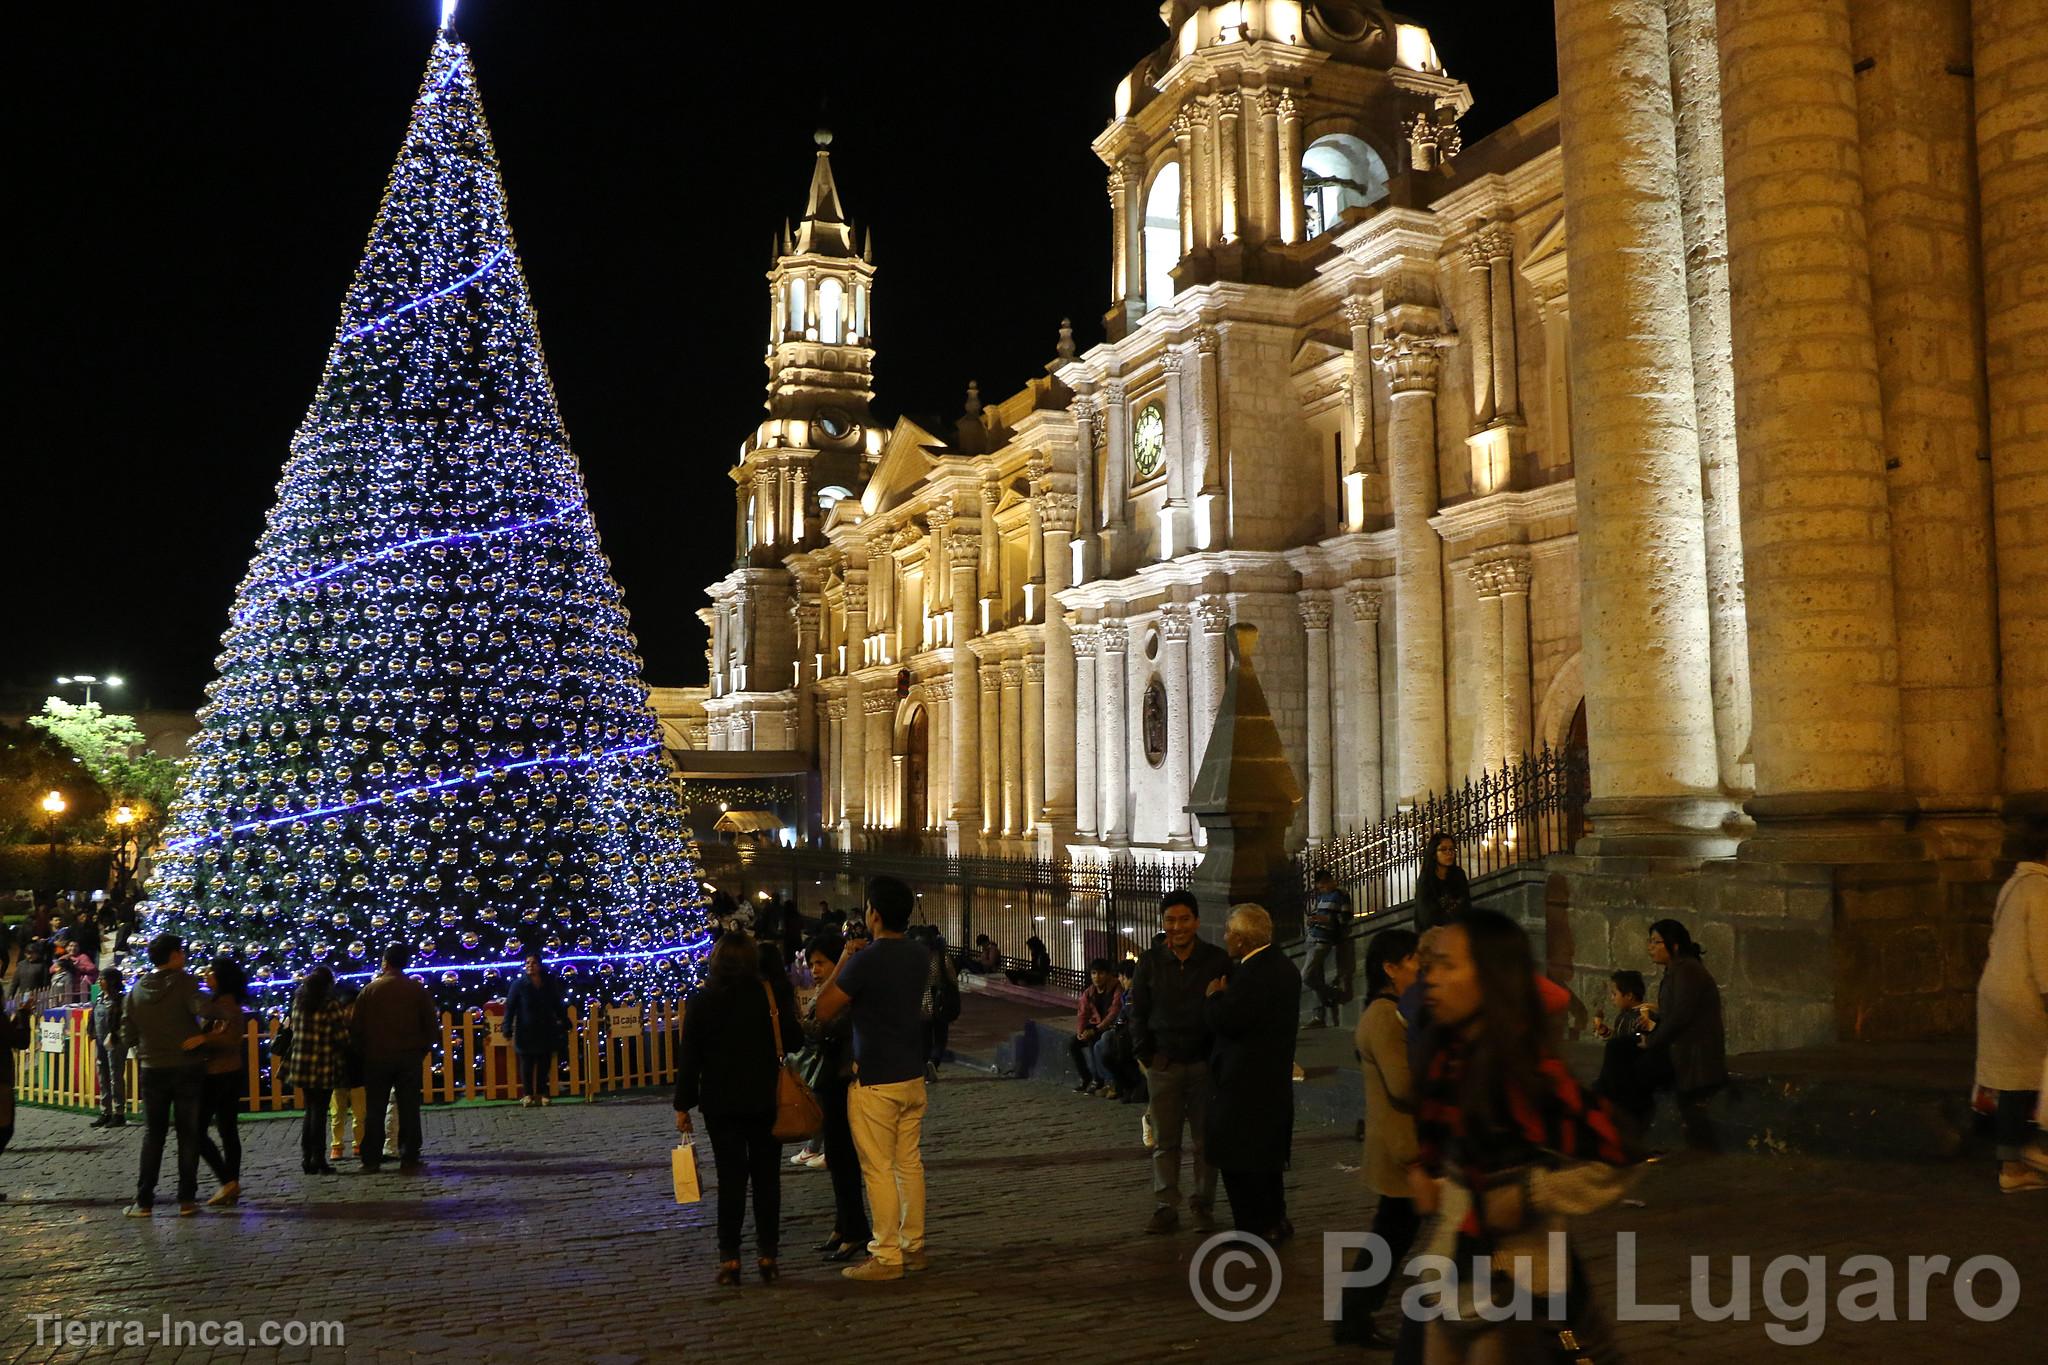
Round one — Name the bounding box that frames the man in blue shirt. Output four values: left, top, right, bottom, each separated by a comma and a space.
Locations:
1302, 869, 1355, 1028
815, 875, 930, 1282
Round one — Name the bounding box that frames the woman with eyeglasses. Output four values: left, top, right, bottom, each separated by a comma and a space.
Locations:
1414, 832, 1469, 929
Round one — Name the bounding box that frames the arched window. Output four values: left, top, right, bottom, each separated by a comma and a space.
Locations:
787, 277, 807, 337
1302, 134, 1389, 239
853, 283, 867, 340
1143, 161, 1182, 312
818, 278, 845, 343
816, 484, 853, 512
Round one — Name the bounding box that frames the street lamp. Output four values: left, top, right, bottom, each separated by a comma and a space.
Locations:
55, 673, 124, 706
112, 804, 138, 900
42, 788, 67, 854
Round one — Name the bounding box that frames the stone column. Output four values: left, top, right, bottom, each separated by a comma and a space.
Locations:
1040, 493, 1079, 832
1023, 655, 1046, 837
1107, 164, 1131, 308
1554, 0, 1728, 846
979, 480, 1003, 625
825, 697, 844, 829
998, 660, 1022, 835
1301, 593, 1335, 846
1195, 597, 1231, 774
1720, 0, 1907, 827
1348, 583, 1386, 823
1252, 91, 1280, 244
1467, 562, 1506, 773
1971, 0, 2047, 805
1341, 297, 1377, 482
1461, 234, 1496, 428
926, 677, 952, 835
1277, 92, 1303, 245
1189, 101, 1215, 254
1484, 229, 1520, 420
1073, 625, 1101, 839
1215, 93, 1240, 245
1844, 0, 2001, 814
1102, 380, 1131, 543
1121, 154, 1147, 315
1193, 330, 1224, 549
1374, 331, 1449, 804
977, 662, 1002, 836
1161, 605, 1195, 846
1171, 111, 1197, 258
1668, 0, 1754, 798
1161, 347, 1188, 558
1099, 621, 1130, 844
711, 602, 729, 699
1496, 555, 1534, 760
840, 573, 867, 832
865, 693, 889, 833
947, 532, 981, 831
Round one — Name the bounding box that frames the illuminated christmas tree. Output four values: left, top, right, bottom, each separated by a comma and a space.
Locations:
149, 17, 707, 1007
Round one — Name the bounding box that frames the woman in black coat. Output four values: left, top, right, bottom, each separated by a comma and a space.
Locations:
1414, 831, 1470, 928
1641, 918, 1727, 1151
503, 954, 570, 1107
674, 930, 802, 1286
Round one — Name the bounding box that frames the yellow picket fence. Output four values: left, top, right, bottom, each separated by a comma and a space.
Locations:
9, 1000, 685, 1114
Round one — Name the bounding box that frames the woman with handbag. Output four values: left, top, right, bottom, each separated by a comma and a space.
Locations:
674, 929, 804, 1287
1412, 909, 1637, 1365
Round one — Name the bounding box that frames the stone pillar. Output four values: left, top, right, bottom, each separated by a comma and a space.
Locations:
1100, 621, 1130, 844
1668, 0, 1754, 798
1195, 597, 1231, 773
926, 678, 952, 834
711, 603, 729, 699
1161, 347, 1188, 559
1122, 154, 1147, 316
1301, 593, 1334, 845
1846, 0, 2002, 815
1108, 164, 1131, 308
999, 660, 1024, 836
1485, 229, 1520, 420
1189, 101, 1215, 255
1496, 555, 1534, 760
1162, 606, 1195, 846
1171, 111, 1197, 258
1554, 0, 1729, 846
1375, 331, 1449, 805
1073, 626, 1101, 839
979, 480, 1003, 623
1467, 563, 1506, 772
1215, 93, 1240, 245
1040, 493, 1079, 834
840, 574, 867, 831
1341, 297, 1377, 482
865, 693, 889, 833
1720, 0, 1908, 832
978, 664, 1002, 837
1277, 92, 1303, 245
1972, 0, 2048, 807
1348, 583, 1385, 823
1461, 236, 1496, 427
1102, 380, 1131, 544
1023, 655, 1046, 837
1253, 91, 1280, 244
825, 697, 844, 829
947, 532, 981, 831
1193, 330, 1224, 549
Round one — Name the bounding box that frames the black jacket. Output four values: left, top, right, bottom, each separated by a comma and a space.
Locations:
1645, 954, 1727, 1093
674, 974, 802, 1120
1416, 865, 1470, 928
1129, 938, 1232, 1065
1202, 946, 1302, 1173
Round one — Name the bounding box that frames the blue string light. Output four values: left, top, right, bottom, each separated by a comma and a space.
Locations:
166, 740, 661, 852
243, 934, 714, 993
341, 242, 510, 340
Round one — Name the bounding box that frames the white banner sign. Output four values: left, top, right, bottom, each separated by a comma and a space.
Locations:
39, 1018, 66, 1053
607, 1004, 642, 1039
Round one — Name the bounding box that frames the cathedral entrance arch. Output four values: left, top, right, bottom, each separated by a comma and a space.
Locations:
901, 702, 929, 834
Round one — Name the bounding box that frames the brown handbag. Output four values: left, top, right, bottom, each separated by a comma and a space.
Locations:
762, 982, 822, 1142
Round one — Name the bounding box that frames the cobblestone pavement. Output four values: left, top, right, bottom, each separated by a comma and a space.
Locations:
1, 1071, 2041, 1363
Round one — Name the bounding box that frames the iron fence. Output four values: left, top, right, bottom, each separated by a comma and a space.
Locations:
744, 849, 1192, 992
1302, 745, 1590, 931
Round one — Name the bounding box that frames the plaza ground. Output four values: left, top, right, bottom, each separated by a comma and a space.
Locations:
1, 1053, 2041, 1364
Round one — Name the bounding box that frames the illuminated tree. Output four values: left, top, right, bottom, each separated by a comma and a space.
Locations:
148, 21, 706, 1006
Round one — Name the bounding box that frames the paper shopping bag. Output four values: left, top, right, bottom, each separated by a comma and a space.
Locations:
672, 1141, 701, 1205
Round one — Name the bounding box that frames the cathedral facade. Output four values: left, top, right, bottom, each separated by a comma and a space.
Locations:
684, 0, 2044, 1047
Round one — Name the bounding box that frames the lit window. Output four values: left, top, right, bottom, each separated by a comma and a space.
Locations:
818, 278, 844, 343
1143, 161, 1182, 311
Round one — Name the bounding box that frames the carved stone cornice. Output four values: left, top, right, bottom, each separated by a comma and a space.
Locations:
924, 676, 953, 703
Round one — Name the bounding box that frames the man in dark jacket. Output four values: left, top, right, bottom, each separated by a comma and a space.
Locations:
1203, 903, 1301, 1241
352, 944, 438, 1171
1129, 890, 1230, 1234
120, 933, 208, 1217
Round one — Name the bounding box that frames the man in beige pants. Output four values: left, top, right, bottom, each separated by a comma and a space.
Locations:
815, 875, 931, 1281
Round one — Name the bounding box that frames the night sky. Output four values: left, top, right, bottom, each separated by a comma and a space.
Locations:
8, 1, 1554, 713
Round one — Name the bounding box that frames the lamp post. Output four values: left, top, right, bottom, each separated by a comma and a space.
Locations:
41, 788, 67, 891
55, 673, 124, 706
112, 803, 137, 901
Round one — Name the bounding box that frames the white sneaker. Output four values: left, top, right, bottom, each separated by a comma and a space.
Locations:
1141, 1113, 1156, 1149
790, 1149, 815, 1166
802, 1150, 828, 1169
